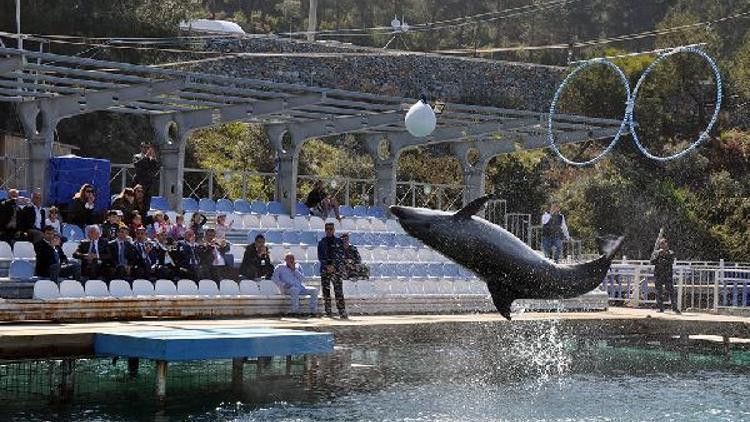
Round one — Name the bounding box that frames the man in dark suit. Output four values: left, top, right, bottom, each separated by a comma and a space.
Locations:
106, 226, 137, 281
152, 231, 178, 280
239, 234, 274, 280
131, 226, 157, 280
199, 227, 237, 282
132, 142, 160, 212
73, 225, 110, 281
0, 189, 28, 245
34, 226, 80, 282
19, 191, 46, 243
175, 229, 202, 281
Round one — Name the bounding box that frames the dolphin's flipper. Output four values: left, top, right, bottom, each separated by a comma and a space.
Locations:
486, 279, 514, 321
454, 194, 495, 220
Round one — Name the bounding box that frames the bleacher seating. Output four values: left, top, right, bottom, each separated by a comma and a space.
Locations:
9, 259, 34, 281
216, 199, 234, 213
150, 196, 170, 211
182, 198, 199, 212
234, 199, 252, 214
198, 198, 216, 213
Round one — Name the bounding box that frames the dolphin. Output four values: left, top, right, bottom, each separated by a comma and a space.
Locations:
389, 194, 623, 320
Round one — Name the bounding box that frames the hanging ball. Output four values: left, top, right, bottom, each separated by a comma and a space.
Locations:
404, 100, 436, 138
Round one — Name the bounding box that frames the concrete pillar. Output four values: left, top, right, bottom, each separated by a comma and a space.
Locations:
267, 126, 305, 216
451, 142, 489, 206
152, 116, 188, 212
365, 135, 397, 210
307, 0, 319, 42
155, 360, 168, 399
59, 358, 76, 402
17, 103, 57, 199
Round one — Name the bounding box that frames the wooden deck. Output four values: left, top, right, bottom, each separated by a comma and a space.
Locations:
0, 308, 749, 359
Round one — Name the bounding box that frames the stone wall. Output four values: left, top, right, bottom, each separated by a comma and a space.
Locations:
184, 36, 565, 112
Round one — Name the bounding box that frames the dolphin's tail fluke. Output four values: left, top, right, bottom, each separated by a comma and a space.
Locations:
597, 235, 624, 260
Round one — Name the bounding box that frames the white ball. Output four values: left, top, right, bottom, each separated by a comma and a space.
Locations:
404, 100, 436, 137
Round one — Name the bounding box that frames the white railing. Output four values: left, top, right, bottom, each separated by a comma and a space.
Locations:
601, 261, 750, 312
298, 175, 375, 207
395, 181, 466, 211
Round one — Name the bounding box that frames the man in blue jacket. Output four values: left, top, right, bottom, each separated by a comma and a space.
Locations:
317, 222, 347, 318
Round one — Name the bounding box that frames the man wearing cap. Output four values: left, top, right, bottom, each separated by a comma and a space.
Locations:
73, 225, 110, 281
132, 142, 160, 213
34, 226, 80, 282
317, 222, 347, 318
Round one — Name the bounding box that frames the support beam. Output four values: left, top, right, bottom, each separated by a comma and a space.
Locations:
365, 135, 398, 209
152, 115, 188, 211
268, 125, 305, 216
267, 110, 403, 141
155, 360, 168, 399
16, 102, 57, 197
452, 142, 492, 206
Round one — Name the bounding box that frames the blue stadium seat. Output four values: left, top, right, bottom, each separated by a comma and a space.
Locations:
216, 198, 234, 213
443, 263, 461, 278
17, 190, 28, 198
339, 205, 353, 217
246, 230, 260, 243
251, 200, 268, 214
427, 263, 444, 278
0, 190, 6, 200
396, 234, 412, 247
264, 230, 283, 244
412, 265, 428, 278
349, 232, 364, 246
361, 233, 377, 246
300, 262, 316, 277
367, 206, 386, 219
282, 231, 302, 245
61, 224, 85, 242
234, 199, 252, 214
301, 231, 318, 246
369, 263, 383, 278
198, 198, 216, 213
296, 202, 310, 216
9, 259, 34, 281
397, 263, 414, 278
352, 205, 368, 217
149, 196, 170, 211
381, 233, 397, 247
267, 201, 285, 215
182, 198, 199, 212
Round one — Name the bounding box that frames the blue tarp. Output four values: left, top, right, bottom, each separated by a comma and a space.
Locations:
46, 155, 110, 212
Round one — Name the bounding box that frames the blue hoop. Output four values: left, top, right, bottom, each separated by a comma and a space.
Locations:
547, 59, 631, 167
628, 46, 723, 162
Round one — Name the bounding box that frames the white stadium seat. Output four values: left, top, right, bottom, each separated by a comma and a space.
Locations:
242, 214, 260, 229
370, 219, 386, 232
385, 219, 401, 232
198, 279, 220, 295
132, 279, 155, 296
230, 244, 246, 263
359, 247, 374, 262
259, 214, 277, 229
155, 279, 178, 295
293, 217, 310, 231
258, 279, 281, 296
355, 218, 372, 232
342, 279, 358, 297
308, 216, 325, 230
220, 279, 241, 295
60, 280, 86, 298
356, 280, 375, 297
388, 279, 408, 295
340, 218, 356, 231
62, 242, 79, 257
276, 215, 294, 229
269, 246, 287, 263
84, 280, 110, 297
0, 241, 13, 259
239, 279, 260, 295
12, 241, 35, 259
109, 280, 133, 298
406, 280, 425, 295
33, 280, 60, 300
438, 280, 455, 295
177, 279, 199, 295
289, 246, 307, 262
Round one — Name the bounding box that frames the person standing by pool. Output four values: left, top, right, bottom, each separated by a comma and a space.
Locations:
650, 237, 680, 314
318, 222, 347, 319
132, 142, 159, 213
541, 202, 570, 263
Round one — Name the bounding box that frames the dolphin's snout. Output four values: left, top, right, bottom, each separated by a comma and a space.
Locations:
389, 205, 407, 219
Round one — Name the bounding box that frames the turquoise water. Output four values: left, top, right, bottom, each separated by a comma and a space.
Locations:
1, 320, 749, 421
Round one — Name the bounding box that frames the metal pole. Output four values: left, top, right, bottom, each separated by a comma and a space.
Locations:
208, 171, 214, 200
16, 0, 22, 51
307, 0, 319, 42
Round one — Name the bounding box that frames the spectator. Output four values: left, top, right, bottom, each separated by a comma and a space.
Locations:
0, 189, 25, 244
133, 184, 152, 225
650, 238, 680, 314
20, 190, 46, 243
175, 229, 202, 280
305, 180, 341, 220
45, 206, 62, 235
152, 231, 178, 280
169, 214, 187, 241
340, 233, 369, 280
214, 213, 233, 240
73, 225, 110, 281
34, 226, 80, 282
70, 184, 98, 229
131, 226, 156, 280
111, 188, 136, 225
152, 211, 170, 236
239, 234, 274, 280
272, 253, 319, 316
541, 202, 570, 263
190, 212, 208, 241
199, 227, 237, 281
317, 222, 347, 319
132, 142, 159, 213
106, 226, 137, 281
101, 210, 125, 240
128, 213, 143, 238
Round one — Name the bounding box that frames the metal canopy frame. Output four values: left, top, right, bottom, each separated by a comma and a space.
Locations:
0, 47, 620, 213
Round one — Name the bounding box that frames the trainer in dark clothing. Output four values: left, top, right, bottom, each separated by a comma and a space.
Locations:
650, 238, 679, 313
132, 142, 160, 212
317, 222, 347, 318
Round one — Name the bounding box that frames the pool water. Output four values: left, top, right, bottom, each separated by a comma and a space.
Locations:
2, 319, 749, 421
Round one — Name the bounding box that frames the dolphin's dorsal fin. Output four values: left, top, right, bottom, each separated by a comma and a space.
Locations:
454, 194, 494, 219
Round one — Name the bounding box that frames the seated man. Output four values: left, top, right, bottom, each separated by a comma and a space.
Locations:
131, 226, 157, 280
19, 191, 46, 243
73, 225, 110, 281
272, 253, 319, 315
152, 231, 178, 280
106, 226, 137, 281
101, 210, 125, 240
0, 190, 29, 245
175, 229, 202, 280
198, 227, 238, 281
305, 180, 341, 220
340, 232, 369, 280
34, 225, 80, 282
239, 234, 274, 280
